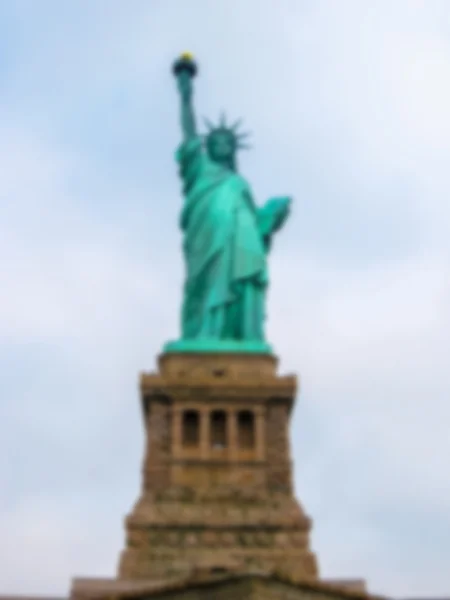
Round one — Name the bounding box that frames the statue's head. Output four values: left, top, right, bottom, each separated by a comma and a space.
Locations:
204, 114, 250, 170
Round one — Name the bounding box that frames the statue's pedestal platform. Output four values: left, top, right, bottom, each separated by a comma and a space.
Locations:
163, 338, 273, 354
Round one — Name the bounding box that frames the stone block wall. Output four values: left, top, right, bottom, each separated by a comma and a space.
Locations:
143, 396, 171, 492
266, 400, 293, 492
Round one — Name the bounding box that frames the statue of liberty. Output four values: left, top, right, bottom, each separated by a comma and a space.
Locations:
164, 54, 291, 354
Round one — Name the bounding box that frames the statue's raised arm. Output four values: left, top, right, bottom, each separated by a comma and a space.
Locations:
172, 53, 198, 141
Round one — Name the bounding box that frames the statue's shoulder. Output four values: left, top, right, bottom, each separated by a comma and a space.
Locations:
176, 136, 203, 163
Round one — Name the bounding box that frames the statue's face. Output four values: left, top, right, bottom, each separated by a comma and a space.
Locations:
206, 130, 236, 164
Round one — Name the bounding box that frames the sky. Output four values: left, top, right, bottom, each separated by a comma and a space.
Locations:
0, 0, 450, 597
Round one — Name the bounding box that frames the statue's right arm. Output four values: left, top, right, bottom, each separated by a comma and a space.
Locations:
177, 72, 197, 141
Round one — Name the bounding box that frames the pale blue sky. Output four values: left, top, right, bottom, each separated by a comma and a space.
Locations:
1, 1, 450, 597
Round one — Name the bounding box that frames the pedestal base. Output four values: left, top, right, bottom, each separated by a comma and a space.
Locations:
118, 489, 318, 582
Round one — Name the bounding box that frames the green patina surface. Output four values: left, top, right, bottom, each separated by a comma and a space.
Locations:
164, 54, 291, 355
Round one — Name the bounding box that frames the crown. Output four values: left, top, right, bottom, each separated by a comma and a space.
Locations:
203, 112, 252, 150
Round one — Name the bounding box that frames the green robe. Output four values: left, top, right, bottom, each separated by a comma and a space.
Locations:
177, 136, 268, 341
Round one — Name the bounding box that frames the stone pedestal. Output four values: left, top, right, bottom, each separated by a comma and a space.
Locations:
117, 352, 319, 582
69, 353, 379, 600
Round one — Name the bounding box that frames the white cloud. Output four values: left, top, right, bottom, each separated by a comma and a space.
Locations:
0, 120, 173, 344
0, 497, 125, 596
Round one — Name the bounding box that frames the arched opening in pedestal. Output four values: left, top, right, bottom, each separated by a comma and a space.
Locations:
237, 410, 255, 449
210, 410, 227, 449
182, 409, 200, 447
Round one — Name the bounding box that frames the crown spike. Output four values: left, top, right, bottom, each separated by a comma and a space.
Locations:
219, 111, 227, 127
237, 131, 252, 140
231, 118, 243, 132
